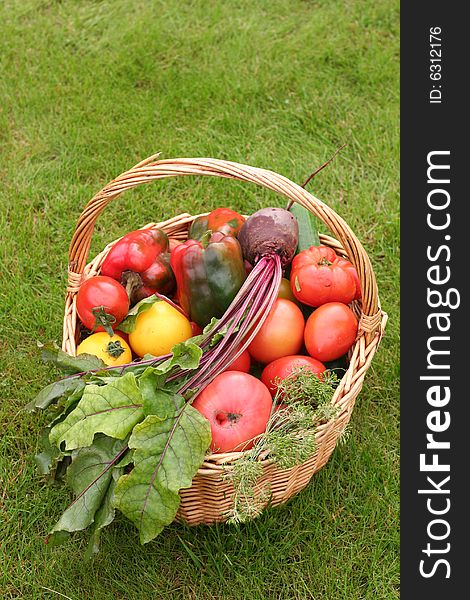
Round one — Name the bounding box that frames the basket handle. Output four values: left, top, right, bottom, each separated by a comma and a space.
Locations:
68, 156, 382, 338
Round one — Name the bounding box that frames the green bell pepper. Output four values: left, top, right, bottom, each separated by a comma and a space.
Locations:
170, 231, 247, 327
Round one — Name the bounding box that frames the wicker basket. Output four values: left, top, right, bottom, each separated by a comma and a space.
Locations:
62, 154, 387, 526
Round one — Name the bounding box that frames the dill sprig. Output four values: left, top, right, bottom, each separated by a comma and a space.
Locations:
224, 365, 341, 523
223, 459, 267, 524
338, 423, 351, 446
275, 366, 340, 409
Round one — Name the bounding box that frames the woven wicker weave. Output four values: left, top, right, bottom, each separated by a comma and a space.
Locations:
62, 155, 387, 525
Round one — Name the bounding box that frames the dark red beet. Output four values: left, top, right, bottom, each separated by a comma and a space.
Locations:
238, 207, 299, 268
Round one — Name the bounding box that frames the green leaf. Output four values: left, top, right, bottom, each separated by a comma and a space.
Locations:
203, 317, 219, 335
25, 378, 85, 412
137, 367, 166, 403
49, 373, 145, 451
156, 339, 203, 373
84, 473, 119, 560
38, 342, 106, 374
35, 448, 62, 476
46, 530, 70, 548
147, 388, 185, 419
137, 368, 182, 417
113, 403, 211, 544
208, 319, 238, 348
34, 426, 64, 475
289, 203, 321, 252
47, 437, 128, 544
118, 295, 159, 333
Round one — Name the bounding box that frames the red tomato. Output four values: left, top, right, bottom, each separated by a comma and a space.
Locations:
304, 302, 358, 362
192, 371, 272, 452
222, 348, 251, 373
76, 276, 129, 333
248, 299, 305, 364
261, 355, 326, 397
336, 257, 361, 300
290, 246, 358, 307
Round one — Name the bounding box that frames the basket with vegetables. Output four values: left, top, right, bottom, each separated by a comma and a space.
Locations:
29, 155, 387, 553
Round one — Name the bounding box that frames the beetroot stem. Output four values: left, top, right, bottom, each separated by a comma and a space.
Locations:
179, 255, 282, 395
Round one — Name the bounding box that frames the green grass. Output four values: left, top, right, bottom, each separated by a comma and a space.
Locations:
0, 0, 399, 598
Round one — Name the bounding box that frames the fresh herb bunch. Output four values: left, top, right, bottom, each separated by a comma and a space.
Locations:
223, 366, 340, 524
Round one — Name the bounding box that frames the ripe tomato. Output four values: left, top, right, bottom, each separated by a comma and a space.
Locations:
304, 302, 358, 362
77, 332, 132, 366
261, 355, 326, 397
192, 371, 272, 452
290, 246, 358, 307
76, 276, 129, 333
336, 257, 361, 300
248, 299, 305, 364
221, 347, 251, 373
128, 299, 193, 357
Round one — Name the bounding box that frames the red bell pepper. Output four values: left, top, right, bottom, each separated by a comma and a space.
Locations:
101, 228, 175, 305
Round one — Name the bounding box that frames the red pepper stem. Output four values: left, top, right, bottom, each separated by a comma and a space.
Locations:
121, 270, 144, 304
199, 229, 213, 248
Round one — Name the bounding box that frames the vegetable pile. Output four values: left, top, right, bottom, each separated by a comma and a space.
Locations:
28, 203, 362, 553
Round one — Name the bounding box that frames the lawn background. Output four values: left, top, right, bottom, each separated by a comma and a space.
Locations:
0, 1, 399, 598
